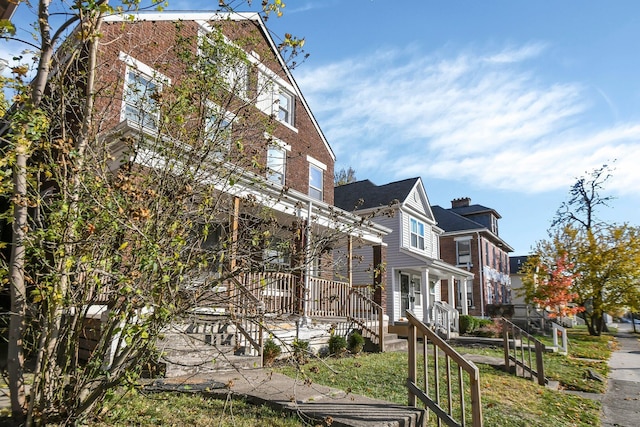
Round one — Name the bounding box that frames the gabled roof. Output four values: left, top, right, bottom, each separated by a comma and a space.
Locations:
334, 177, 420, 211
102, 11, 335, 161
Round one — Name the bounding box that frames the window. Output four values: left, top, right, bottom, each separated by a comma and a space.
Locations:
119, 53, 170, 131
413, 277, 422, 307
124, 69, 160, 130
456, 239, 471, 265
257, 69, 296, 128
199, 29, 249, 99
267, 145, 286, 185
309, 164, 323, 201
410, 218, 425, 250
205, 107, 234, 158
263, 239, 290, 270
278, 90, 294, 124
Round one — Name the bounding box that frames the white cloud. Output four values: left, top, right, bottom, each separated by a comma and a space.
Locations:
295, 43, 640, 196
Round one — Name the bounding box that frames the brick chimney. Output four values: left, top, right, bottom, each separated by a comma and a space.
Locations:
451, 197, 471, 208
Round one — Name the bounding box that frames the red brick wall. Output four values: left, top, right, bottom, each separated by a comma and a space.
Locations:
94, 19, 334, 202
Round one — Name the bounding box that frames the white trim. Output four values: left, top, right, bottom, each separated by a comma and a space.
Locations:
265, 133, 291, 151
454, 236, 473, 241
306, 155, 327, 171
118, 52, 171, 85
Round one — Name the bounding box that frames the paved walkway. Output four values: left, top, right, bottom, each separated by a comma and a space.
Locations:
149, 370, 425, 427
601, 323, 640, 427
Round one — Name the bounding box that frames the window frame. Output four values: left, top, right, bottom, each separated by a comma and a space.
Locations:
256, 65, 297, 130
204, 104, 236, 159
456, 238, 472, 266
119, 53, 170, 131
409, 218, 425, 250
197, 27, 251, 100
266, 135, 291, 186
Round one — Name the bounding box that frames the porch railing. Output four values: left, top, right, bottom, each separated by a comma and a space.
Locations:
407, 310, 483, 426
433, 300, 460, 339
501, 317, 546, 386
348, 286, 385, 352
241, 271, 297, 315
308, 277, 350, 317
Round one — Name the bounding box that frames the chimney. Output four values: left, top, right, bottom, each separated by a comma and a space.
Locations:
451, 197, 471, 208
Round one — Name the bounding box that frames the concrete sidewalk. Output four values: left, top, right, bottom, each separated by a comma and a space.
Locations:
601, 323, 640, 427
148, 370, 425, 427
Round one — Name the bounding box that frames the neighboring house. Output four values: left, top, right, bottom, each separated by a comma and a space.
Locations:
510, 256, 529, 306
334, 178, 473, 333
432, 198, 514, 318
2, 11, 390, 368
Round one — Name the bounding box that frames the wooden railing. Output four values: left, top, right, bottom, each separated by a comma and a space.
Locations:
501, 317, 546, 386
308, 277, 350, 317
407, 310, 483, 427
348, 287, 385, 352
241, 271, 297, 315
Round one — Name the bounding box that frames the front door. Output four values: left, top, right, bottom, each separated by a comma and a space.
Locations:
400, 273, 410, 317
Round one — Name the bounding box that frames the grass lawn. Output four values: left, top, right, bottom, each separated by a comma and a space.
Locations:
277, 325, 614, 427
0, 326, 616, 426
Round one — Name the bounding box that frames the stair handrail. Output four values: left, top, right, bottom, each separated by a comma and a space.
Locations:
406, 310, 483, 426
501, 317, 546, 386
348, 286, 385, 352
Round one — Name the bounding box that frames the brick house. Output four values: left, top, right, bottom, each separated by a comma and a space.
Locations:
335, 178, 473, 338
8, 10, 391, 370
432, 198, 514, 318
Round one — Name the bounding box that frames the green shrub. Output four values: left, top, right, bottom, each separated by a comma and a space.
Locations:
292, 338, 310, 364
328, 334, 347, 356
477, 318, 493, 328
347, 331, 365, 354
263, 337, 281, 366
459, 315, 477, 334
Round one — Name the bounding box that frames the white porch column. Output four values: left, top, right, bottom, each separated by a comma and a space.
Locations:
448, 275, 456, 309
461, 278, 469, 315
301, 201, 313, 325
421, 269, 429, 323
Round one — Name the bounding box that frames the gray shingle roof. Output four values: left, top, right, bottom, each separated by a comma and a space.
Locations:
334, 178, 420, 211
431, 205, 485, 232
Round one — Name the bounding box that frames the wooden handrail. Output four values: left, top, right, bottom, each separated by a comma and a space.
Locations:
501, 317, 546, 386
407, 310, 483, 426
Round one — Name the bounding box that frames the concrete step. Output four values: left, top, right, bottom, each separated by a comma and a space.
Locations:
384, 334, 408, 352
157, 332, 261, 376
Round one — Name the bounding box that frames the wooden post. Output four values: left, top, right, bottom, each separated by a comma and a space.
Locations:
407, 318, 417, 407
503, 321, 510, 372
535, 340, 546, 386
229, 196, 240, 307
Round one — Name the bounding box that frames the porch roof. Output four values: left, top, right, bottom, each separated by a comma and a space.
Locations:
106, 121, 391, 246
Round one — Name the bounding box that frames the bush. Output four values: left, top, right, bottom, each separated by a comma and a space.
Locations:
292, 339, 310, 364
328, 334, 347, 357
472, 319, 503, 338
459, 315, 477, 334
347, 331, 365, 354
263, 337, 281, 366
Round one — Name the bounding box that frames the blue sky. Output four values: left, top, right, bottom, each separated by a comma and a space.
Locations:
5, 1, 640, 255
257, 0, 640, 255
